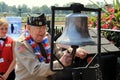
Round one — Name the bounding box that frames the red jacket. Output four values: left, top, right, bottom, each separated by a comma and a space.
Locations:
0, 36, 14, 73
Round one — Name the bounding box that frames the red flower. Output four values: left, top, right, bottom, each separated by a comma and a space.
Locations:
108, 8, 114, 13
112, 26, 117, 30
102, 24, 109, 29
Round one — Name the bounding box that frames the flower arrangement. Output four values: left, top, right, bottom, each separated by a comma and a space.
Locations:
88, 0, 120, 48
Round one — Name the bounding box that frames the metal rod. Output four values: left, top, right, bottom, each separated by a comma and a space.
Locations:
51, 6, 100, 12
50, 7, 55, 71
101, 28, 120, 32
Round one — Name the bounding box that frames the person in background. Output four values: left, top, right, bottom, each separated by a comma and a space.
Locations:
0, 18, 16, 80
3, 12, 7, 18
0, 12, 7, 19
10, 24, 14, 34
14, 13, 87, 80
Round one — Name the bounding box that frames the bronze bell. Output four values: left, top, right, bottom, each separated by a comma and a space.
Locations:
56, 13, 94, 46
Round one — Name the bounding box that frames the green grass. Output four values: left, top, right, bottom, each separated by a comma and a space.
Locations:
21, 17, 65, 22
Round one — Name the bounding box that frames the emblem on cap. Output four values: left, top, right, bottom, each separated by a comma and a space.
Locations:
27, 13, 47, 27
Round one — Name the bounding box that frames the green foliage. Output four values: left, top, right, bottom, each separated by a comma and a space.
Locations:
22, 17, 27, 22
55, 17, 65, 21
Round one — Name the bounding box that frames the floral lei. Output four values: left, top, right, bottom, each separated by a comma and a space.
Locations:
25, 30, 51, 63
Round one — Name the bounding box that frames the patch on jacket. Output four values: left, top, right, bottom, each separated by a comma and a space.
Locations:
18, 45, 26, 53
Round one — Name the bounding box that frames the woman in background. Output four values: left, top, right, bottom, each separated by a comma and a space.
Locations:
0, 18, 16, 80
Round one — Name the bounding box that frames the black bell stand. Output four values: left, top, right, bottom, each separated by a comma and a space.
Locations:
70, 45, 102, 80
50, 3, 102, 80
71, 45, 79, 80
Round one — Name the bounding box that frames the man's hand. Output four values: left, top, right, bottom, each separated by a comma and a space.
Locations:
60, 51, 72, 66
76, 48, 88, 59
67, 47, 88, 59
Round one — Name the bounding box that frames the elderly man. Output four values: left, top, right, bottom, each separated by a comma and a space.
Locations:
14, 13, 87, 80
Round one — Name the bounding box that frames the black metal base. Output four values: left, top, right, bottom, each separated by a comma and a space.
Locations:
52, 54, 117, 80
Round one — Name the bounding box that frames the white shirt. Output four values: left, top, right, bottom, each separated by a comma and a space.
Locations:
0, 36, 6, 46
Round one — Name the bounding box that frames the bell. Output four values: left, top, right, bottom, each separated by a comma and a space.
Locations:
56, 13, 95, 46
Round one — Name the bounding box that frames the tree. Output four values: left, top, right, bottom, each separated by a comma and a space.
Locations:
0, 2, 8, 12
31, 7, 40, 14
21, 4, 29, 13
39, 5, 51, 14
